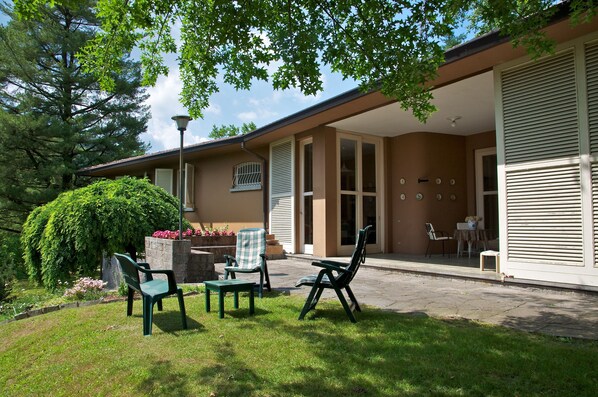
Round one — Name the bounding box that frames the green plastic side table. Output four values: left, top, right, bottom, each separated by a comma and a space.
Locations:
204, 279, 256, 319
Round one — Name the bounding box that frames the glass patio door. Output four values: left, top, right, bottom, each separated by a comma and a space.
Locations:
300, 139, 313, 254
475, 148, 499, 239
338, 135, 380, 254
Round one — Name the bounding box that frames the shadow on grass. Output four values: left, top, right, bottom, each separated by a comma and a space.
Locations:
153, 311, 203, 335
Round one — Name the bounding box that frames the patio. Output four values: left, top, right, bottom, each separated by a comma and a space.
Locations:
289, 251, 598, 294
215, 256, 598, 340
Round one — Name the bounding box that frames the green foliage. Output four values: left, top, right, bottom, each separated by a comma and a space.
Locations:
208, 122, 257, 140
117, 280, 128, 297
14, 1, 597, 124
0, 279, 68, 320
21, 177, 189, 290
0, 262, 14, 303
0, 231, 25, 302
0, 1, 150, 230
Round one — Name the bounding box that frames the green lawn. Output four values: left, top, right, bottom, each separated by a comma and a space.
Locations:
1, 291, 597, 397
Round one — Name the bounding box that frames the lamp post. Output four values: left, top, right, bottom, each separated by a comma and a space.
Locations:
171, 115, 192, 241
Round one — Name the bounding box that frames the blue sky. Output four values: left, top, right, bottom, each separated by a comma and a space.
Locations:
144, 65, 357, 153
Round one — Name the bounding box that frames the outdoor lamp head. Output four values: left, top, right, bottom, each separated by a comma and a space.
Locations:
172, 115, 192, 130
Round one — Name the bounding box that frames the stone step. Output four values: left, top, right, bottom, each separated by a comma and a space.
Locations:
266, 244, 284, 256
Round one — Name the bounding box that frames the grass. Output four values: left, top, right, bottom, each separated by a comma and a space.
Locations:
1, 290, 597, 397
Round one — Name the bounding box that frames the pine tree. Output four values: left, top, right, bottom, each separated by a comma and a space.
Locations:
0, 1, 150, 232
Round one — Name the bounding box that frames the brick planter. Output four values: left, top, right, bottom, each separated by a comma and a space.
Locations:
144, 237, 217, 283
190, 235, 237, 263
189, 235, 236, 247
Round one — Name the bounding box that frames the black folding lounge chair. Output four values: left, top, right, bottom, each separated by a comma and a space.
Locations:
296, 225, 372, 322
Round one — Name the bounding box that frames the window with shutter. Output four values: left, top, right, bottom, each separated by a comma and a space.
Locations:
155, 168, 173, 195
184, 163, 194, 210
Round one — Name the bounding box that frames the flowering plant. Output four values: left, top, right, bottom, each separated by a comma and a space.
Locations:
465, 215, 482, 222
152, 229, 194, 239
63, 277, 107, 301
152, 227, 235, 239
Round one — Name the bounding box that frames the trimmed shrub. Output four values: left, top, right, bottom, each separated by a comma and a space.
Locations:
21, 177, 190, 290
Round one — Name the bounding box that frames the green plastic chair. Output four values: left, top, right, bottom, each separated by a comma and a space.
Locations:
223, 228, 271, 298
296, 225, 372, 322
114, 253, 188, 336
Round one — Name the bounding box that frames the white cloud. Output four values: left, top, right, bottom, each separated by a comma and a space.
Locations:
205, 103, 222, 115
237, 111, 258, 122
142, 59, 357, 152
144, 69, 187, 150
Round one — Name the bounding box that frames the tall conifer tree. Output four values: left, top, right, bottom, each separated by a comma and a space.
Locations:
0, 1, 150, 232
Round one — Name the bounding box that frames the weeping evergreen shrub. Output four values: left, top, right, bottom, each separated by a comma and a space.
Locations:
21, 177, 189, 290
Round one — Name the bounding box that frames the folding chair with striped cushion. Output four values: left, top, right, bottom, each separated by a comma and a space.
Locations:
223, 228, 271, 298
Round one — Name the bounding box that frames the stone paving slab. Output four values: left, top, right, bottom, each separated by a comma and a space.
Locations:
216, 259, 598, 340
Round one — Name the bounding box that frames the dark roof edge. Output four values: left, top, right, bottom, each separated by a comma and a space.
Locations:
242, 86, 368, 142
79, 134, 244, 174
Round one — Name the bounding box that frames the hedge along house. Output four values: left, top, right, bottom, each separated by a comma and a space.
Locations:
81, 5, 598, 288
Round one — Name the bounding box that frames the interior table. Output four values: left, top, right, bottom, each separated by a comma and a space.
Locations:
453, 229, 488, 258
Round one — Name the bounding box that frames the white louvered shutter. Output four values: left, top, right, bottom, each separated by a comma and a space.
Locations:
502, 51, 578, 164
185, 163, 194, 209
586, 42, 598, 266
505, 166, 583, 265
270, 139, 294, 252
502, 49, 583, 265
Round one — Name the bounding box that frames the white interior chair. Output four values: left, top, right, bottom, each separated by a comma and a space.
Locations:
425, 223, 451, 258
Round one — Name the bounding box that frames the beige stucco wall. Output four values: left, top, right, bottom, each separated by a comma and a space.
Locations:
389, 131, 497, 255
292, 126, 338, 257
184, 149, 268, 232
390, 132, 467, 254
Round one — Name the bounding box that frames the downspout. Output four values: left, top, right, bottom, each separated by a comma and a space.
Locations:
241, 141, 269, 232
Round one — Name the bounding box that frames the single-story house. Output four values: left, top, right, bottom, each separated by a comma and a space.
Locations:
82, 4, 598, 288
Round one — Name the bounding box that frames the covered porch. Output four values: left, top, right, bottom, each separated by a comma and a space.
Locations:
287, 252, 598, 294
290, 251, 501, 282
